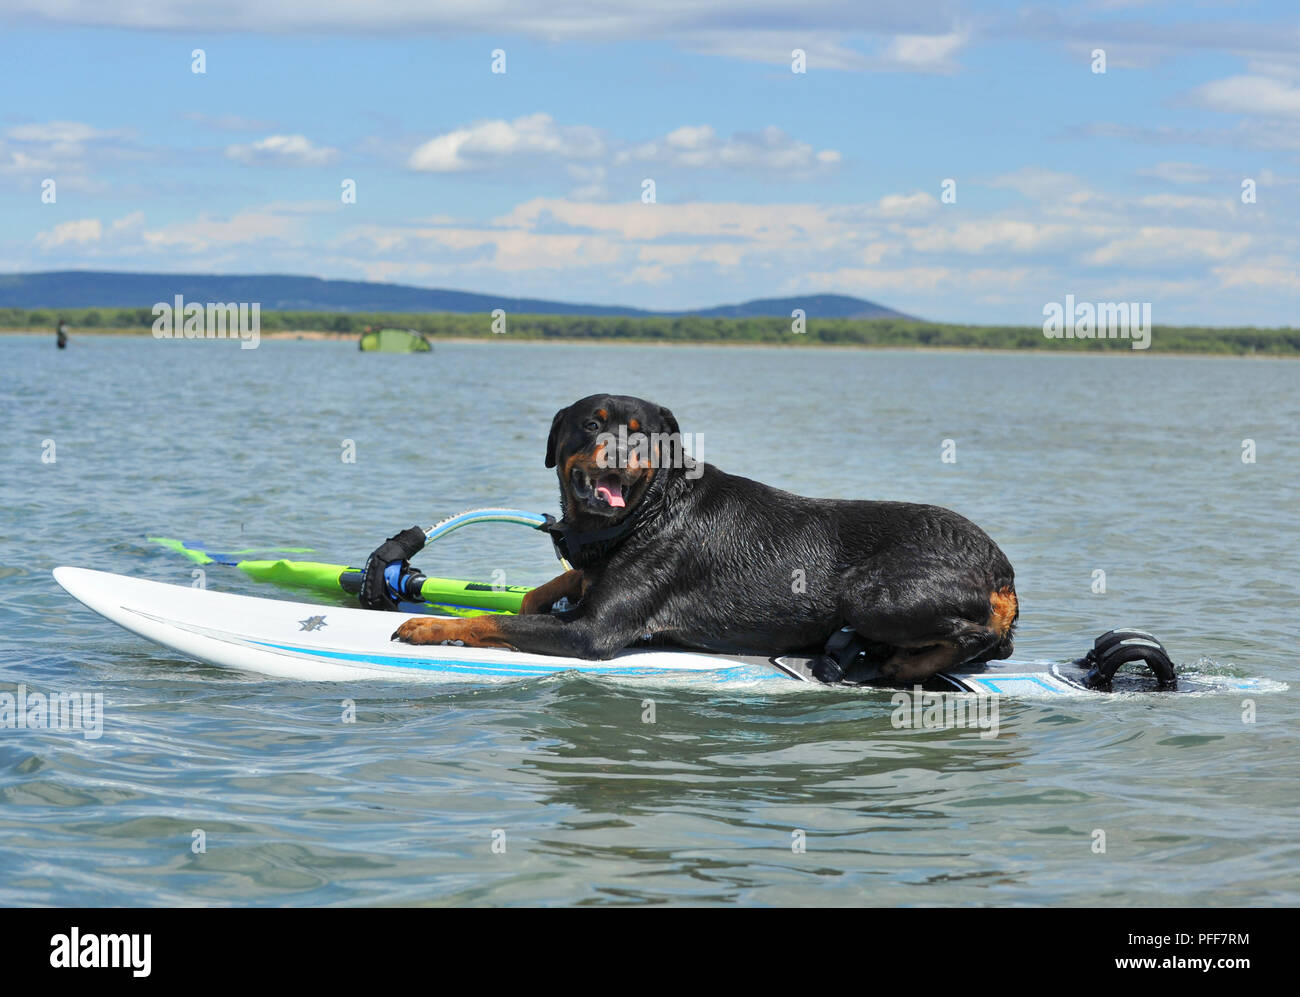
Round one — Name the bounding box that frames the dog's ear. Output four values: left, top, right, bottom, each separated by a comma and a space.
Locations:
545, 407, 567, 469
657, 405, 680, 439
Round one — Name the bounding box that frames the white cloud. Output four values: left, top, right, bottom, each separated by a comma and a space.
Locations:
1137, 161, 1217, 185
1084, 227, 1252, 266
111, 211, 146, 233
906, 220, 1075, 254
141, 207, 311, 252
565, 164, 609, 201
226, 134, 338, 166
35, 218, 103, 248
0, 120, 133, 173
0, 148, 55, 173
32, 211, 147, 251
494, 197, 839, 242
676, 25, 970, 74
409, 113, 604, 172
3, 4, 974, 75
617, 124, 841, 172
1244, 59, 1300, 82
987, 167, 1097, 203
677, 29, 870, 72
322, 187, 1287, 311
24, 177, 1292, 325
336, 197, 853, 278
1137, 193, 1237, 216
883, 29, 969, 72
1014, 7, 1300, 72
1078, 118, 1300, 153
6, 121, 107, 144
343, 223, 625, 273
1188, 75, 1300, 117
801, 264, 1033, 296
1212, 261, 1300, 292
408, 115, 840, 176
873, 192, 938, 218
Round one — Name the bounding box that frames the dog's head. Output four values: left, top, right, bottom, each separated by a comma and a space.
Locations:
545, 394, 681, 522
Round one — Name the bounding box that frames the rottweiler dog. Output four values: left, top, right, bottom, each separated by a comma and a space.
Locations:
392, 393, 1018, 683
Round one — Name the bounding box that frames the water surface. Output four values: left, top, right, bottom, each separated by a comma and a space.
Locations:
2, 335, 1297, 905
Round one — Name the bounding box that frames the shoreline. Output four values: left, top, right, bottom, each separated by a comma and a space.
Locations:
3, 326, 1296, 358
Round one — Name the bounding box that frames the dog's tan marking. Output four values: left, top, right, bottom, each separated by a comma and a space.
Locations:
391, 615, 517, 649
989, 587, 1018, 636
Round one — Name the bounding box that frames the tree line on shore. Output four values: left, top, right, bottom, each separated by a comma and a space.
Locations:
2, 306, 1296, 355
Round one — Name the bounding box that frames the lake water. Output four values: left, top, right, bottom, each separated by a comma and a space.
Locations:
1, 333, 1297, 906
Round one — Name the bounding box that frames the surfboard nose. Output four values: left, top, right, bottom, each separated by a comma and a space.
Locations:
53, 565, 97, 597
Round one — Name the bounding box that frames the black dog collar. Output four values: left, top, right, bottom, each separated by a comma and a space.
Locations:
541, 473, 666, 569
541, 515, 640, 569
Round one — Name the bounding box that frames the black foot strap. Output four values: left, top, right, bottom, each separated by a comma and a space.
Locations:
1076, 628, 1177, 690
810, 627, 887, 685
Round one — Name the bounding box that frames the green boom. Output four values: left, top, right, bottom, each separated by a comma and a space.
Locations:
147, 537, 529, 616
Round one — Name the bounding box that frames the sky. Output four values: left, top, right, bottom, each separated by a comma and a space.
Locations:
1, 0, 1297, 325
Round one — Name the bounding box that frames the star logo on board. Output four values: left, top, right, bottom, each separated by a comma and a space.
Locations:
298, 615, 328, 632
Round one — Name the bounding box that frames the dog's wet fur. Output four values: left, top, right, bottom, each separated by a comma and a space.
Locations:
393, 393, 1018, 683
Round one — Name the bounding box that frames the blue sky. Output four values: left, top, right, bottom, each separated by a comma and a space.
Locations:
1, 1, 1297, 324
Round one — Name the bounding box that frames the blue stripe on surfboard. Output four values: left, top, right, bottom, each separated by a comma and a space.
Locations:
248, 639, 786, 681
956, 674, 1071, 695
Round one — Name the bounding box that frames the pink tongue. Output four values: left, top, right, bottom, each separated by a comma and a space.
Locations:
595, 480, 626, 507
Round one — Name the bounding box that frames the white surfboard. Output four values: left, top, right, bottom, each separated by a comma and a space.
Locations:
53, 568, 1282, 696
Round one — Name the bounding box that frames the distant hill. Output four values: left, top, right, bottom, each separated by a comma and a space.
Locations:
0, 271, 912, 320
694, 294, 904, 320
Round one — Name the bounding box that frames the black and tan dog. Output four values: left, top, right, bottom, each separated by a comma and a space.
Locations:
393, 393, 1018, 683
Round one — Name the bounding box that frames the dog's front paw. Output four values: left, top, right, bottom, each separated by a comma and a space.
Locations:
391, 617, 442, 644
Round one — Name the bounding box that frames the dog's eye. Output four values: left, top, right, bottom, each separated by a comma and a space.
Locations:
583, 419, 601, 432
